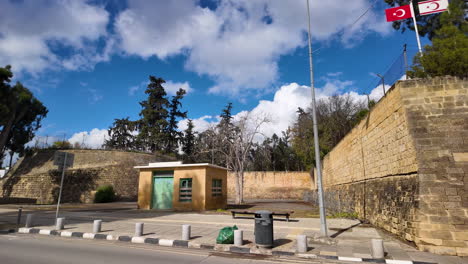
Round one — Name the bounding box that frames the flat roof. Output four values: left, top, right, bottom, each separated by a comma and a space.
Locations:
134, 162, 228, 170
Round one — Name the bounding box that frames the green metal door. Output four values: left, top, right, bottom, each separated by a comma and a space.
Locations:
151, 172, 174, 209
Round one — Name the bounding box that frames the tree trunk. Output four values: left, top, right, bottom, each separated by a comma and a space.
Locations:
8, 150, 14, 169
0, 114, 15, 159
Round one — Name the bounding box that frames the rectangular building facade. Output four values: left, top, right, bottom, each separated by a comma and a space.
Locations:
135, 162, 228, 211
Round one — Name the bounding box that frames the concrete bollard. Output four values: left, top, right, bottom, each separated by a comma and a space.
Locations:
55, 217, 65, 230
234, 230, 243, 246
93, 220, 102, 233
25, 214, 34, 228
182, 224, 191, 240
135, 222, 144, 237
297, 234, 308, 253
371, 239, 385, 259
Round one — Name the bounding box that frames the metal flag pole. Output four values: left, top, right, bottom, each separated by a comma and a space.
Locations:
55, 152, 68, 222
306, 0, 328, 237
410, 0, 423, 53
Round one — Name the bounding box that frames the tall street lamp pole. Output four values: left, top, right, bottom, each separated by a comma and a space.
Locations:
306, 0, 328, 237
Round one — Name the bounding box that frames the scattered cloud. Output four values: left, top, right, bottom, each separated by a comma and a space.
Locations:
0, 0, 110, 74
115, 0, 390, 97
88, 88, 103, 103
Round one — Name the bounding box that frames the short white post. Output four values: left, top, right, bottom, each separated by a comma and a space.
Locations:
93, 220, 102, 233
297, 234, 308, 253
25, 214, 34, 228
234, 230, 243, 246
135, 222, 144, 237
182, 224, 191, 240
371, 239, 385, 259
55, 217, 65, 230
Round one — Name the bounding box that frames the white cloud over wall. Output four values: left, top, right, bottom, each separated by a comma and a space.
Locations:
68, 128, 109, 149
178, 78, 386, 139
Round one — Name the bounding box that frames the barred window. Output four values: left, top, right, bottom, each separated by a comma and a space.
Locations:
179, 178, 192, 202
212, 179, 222, 197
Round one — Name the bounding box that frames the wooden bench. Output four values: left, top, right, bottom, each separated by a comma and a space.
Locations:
230, 210, 294, 222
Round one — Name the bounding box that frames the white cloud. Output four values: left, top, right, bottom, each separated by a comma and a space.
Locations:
115, 0, 390, 97
0, 0, 110, 74
68, 128, 109, 149
163, 81, 193, 95
179, 115, 220, 133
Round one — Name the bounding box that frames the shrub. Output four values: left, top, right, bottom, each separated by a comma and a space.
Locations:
94, 185, 116, 203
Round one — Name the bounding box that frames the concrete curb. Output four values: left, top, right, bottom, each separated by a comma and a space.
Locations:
12, 228, 437, 264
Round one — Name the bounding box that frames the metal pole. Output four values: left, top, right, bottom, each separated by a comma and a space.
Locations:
306, 0, 328, 237
376, 74, 386, 96
55, 152, 68, 221
403, 44, 408, 79
16, 207, 22, 228
410, 1, 423, 54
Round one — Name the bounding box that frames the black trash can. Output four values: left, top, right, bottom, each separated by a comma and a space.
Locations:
254, 210, 273, 248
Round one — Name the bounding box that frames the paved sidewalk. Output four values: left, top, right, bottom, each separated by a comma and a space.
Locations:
1, 206, 467, 264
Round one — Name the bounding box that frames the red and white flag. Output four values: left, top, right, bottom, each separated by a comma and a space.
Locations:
418, 0, 449, 16
385, 5, 412, 22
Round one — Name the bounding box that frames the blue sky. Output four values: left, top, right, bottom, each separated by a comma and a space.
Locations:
0, 0, 429, 149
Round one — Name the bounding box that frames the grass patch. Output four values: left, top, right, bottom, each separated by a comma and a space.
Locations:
329, 212, 359, 219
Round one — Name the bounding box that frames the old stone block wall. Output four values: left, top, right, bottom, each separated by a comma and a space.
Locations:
0, 149, 158, 204
227, 171, 312, 200
316, 77, 468, 256
400, 77, 468, 256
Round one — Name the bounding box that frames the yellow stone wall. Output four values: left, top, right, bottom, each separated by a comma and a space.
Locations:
227, 171, 313, 200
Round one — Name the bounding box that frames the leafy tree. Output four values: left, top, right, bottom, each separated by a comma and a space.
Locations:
166, 88, 187, 153
291, 94, 368, 170
384, 0, 467, 40
104, 117, 137, 150
0, 65, 48, 159
52, 140, 72, 149
182, 119, 196, 162
137, 76, 170, 152
408, 0, 468, 78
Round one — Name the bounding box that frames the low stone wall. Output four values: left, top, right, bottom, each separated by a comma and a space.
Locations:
0, 149, 160, 204
227, 171, 312, 200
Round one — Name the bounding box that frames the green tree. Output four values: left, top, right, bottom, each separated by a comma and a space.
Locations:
291, 94, 368, 170
408, 0, 468, 78
104, 117, 137, 150
52, 140, 72, 149
182, 119, 196, 162
0, 65, 48, 159
166, 88, 187, 153
137, 76, 169, 152
384, 0, 467, 40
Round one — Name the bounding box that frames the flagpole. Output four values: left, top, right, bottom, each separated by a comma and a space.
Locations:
306, 0, 328, 237
410, 0, 423, 53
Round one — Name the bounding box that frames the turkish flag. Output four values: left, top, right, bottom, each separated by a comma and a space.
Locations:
385, 5, 413, 22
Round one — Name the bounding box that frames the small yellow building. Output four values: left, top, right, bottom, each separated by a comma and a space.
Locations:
134, 161, 228, 211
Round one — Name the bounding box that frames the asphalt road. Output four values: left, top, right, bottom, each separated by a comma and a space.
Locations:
0, 234, 333, 264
